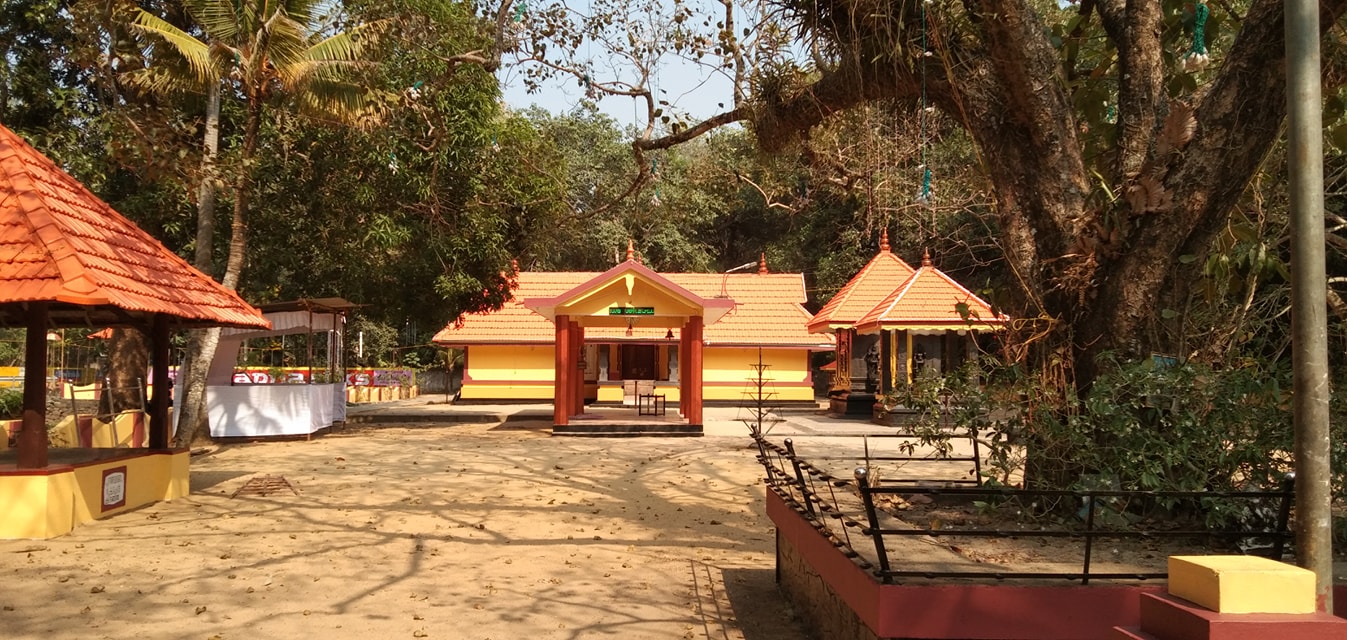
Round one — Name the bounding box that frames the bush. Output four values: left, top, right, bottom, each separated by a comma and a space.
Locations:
884, 354, 1306, 528
0, 388, 21, 420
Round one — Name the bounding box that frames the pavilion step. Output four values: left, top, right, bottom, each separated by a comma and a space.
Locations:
552, 424, 703, 437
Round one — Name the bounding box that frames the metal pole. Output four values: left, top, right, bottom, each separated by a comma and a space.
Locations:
1285, 0, 1333, 611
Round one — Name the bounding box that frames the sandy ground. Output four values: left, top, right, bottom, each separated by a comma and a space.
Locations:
0, 417, 815, 640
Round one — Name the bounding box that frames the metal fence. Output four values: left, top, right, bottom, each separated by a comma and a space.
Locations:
755, 434, 1295, 585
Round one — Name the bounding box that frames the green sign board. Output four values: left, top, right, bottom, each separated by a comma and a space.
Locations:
609, 307, 655, 316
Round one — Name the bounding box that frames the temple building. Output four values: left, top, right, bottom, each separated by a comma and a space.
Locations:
808, 231, 1008, 413
432, 245, 833, 426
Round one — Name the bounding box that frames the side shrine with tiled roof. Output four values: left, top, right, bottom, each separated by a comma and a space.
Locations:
0, 122, 268, 539
809, 231, 1008, 415
433, 248, 833, 419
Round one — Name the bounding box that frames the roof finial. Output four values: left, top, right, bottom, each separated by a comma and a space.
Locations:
880, 228, 890, 253
758, 252, 768, 275
922, 248, 932, 267
626, 239, 635, 261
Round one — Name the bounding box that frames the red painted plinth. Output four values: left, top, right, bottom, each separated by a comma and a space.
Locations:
768, 489, 1167, 639
1124, 592, 1347, 640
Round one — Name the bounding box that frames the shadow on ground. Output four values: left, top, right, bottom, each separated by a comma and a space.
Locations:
490, 416, 553, 432
189, 469, 251, 492
722, 568, 809, 640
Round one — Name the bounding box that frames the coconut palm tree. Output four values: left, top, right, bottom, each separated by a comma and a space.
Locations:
126, 0, 386, 444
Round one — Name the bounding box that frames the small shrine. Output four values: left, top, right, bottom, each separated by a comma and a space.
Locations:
808, 231, 1007, 414
0, 123, 269, 538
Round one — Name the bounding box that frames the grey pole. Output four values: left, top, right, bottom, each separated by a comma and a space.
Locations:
1285, 0, 1334, 610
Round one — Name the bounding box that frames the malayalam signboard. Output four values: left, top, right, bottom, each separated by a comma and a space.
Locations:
608, 307, 655, 316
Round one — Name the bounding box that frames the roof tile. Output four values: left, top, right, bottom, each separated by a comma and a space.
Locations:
0, 124, 268, 328
434, 271, 833, 349
853, 254, 1009, 331
807, 248, 916, 332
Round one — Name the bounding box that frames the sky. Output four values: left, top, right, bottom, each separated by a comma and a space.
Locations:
494, 0, 741, 128
499, 58, 735, 127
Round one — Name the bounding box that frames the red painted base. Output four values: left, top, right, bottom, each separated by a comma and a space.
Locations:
768, 489, 1166, 639
1122, 593, 1347, 640
768, 490, 1347, 640
1111, 628, 1160, 640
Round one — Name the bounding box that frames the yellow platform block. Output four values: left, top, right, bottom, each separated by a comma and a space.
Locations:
1168, 555, 1316, 614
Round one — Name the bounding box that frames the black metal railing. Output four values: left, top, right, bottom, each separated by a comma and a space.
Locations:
754, 434, 1296, 585
759, 430, 984, 486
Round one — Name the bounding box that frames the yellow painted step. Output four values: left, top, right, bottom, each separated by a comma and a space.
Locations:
1168, 555, 1316, 614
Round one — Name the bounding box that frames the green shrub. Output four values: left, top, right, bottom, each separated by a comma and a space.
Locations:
0, 388, 21, 420
882, 353, 1306, 529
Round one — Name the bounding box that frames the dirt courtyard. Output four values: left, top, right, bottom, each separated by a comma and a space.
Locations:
0, 421, 812, 640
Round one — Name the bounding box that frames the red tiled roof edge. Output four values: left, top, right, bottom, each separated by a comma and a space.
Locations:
807, 250, 916, 332
0, 124, 268, 328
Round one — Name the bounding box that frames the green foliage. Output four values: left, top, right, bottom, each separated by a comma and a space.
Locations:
345, 316, 399, 367
1019, 355, 1307, 531
881, 353, 1317, 530
880, 358, 1020, 485
0, 389, 21, 421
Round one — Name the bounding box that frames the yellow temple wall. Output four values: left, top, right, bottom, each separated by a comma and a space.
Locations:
461, 345, 817, 403
459, 345, 558, 400
0, 450, 189, 539
703, 348, 815, 402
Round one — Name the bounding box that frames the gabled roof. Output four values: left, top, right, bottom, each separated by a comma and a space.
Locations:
523, 257, 734, 325
0, 124, 268, 329
807, 230, 916, 333
853, 251, 1009, 333
434, 265, 833, 350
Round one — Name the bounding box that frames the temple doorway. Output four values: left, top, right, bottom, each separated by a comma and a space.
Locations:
620, 344, 658, 379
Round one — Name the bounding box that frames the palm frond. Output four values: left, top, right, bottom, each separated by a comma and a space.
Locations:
276, 20, 384, 87
183, 0, 243, 43
311, 19, 387, 61
123, 66, 210, 97
296, 80, 392, 129
281, 0, 319, 29
261, 9, 313, 67
129, 9, 219, 86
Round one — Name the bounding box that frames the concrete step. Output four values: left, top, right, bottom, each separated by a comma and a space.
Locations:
1138, 593, 1347, 640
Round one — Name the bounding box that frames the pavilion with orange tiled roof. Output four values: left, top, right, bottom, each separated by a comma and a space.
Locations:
433, 244, 833, 434
809, 231, 1008, 413
806, 229, 916, 411
0, 123, 269, 538
854, 249, 1008, 394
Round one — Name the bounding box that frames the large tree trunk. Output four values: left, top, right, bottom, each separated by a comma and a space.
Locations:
749, 0, 1347, 487
100, 328, 148, 416
755, 0, 1347, 386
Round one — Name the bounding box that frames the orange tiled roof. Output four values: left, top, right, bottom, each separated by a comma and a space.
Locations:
434, 270, 833, 349
0, 124, 268, 329
807, 231, 916, 333
524, 258, 735, 325
853, 251, 1009, 333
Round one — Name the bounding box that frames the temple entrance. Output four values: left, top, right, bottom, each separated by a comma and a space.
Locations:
620, 344, 658, 380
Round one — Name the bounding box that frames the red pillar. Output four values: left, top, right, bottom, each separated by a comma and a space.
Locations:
553, 315, 571, 426
678, 323, 690, 417
17, 303, 49, 468
572, 322, 584, 416
687, 316, 704, 425
149, 313, 171, 449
